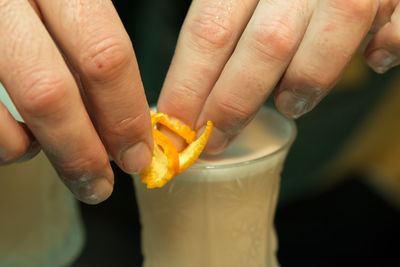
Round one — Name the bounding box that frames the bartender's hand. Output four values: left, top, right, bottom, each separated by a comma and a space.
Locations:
158, 0, 398, 154
0, 0, 153, 204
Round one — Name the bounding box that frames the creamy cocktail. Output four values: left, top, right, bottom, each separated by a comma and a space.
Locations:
134, 106, 296, 267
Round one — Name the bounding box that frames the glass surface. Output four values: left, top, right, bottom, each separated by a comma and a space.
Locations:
133, 106, 296, 267
0, 84, 84, 267
0, 153, 85, 267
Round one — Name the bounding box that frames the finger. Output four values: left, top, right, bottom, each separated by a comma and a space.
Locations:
35, 0, 153, 174
372, 0, 397, 32
365, 2, 400, 73
361, 0, 396, 50
275, 0, 378, 119
0, 1, 113, 204
0, 102, 40, 164
157, 0, 259, 127
195, 0, 313, 154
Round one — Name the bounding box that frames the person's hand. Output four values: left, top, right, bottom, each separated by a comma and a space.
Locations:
0, 1, 153, 204
158, 0, 398, 154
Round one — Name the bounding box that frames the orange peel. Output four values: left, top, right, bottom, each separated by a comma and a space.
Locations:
140, 112, 213, 188
150, 112, 196, 144
178, 121, 213, 174
141, 129, 179, 188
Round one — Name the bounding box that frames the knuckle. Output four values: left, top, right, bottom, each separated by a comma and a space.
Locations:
187, 6, 235, 51
348, 0, 377, 17
291, 68, 333, 90
59, 152, 108, 178
160, 78, 207, 114
20, 69, 69, 116
81, 36, 133, 81
249, 20, 297, 62
105, 110, 148, 139
215, 96, 253, 127
329, 0, 377, 20
171, 78, 206, 103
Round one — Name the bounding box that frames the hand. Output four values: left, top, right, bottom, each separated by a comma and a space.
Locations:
0, 0, 153, 204
158, 0, 396, 154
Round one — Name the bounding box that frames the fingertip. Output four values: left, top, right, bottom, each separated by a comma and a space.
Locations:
275, 91, 305, 119
202, 126, 230, 155
275, 89, 324, 119
74, 175, 114, 205
365, 49, 398, 74
120, 141, 153, 174
15, 139, 41, 163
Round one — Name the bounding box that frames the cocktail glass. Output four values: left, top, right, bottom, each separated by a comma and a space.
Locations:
133, 105, 296, 267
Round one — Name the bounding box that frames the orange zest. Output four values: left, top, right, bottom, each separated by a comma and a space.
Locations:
140, 112, 213, 188
140, 129, 179, 188
178, 121, 213, 174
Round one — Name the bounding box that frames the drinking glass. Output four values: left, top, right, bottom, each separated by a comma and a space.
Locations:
133, 105, 296, 267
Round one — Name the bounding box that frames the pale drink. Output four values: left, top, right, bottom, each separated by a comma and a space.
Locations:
134, 106, 296, 267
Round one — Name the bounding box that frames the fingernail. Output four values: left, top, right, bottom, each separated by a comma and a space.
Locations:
367, 49, 397, 74
202, 126, 229, 155
276, 89, 323, 119
64, 175, 114, 205
120, 142, 152, 174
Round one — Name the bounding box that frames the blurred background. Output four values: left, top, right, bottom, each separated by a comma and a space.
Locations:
1, 0, 400, 266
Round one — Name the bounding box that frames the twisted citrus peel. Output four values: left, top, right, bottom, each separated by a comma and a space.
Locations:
140, 112, 213, 188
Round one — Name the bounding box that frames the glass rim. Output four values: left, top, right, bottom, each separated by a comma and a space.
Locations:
151, 105, 297, 170
191, 108, 297, 170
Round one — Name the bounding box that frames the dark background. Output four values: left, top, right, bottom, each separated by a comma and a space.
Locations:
71, 1, 400, 266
